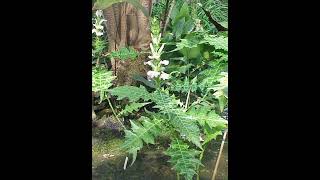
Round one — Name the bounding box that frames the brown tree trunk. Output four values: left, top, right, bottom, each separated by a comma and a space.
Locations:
103, 0, 152, 86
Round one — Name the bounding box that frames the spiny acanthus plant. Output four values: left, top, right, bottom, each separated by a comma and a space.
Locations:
91, 2, 228, 179
92, 10, 107, 65
103, 33, 228, 180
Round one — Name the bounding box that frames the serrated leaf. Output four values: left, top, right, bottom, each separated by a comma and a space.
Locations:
202, 123, 223, 145
182, 77, 190, 93
109, 85, 150, 102
169, 110, 202, 149
201, 35, 228, 51
119, 102, 150, 116
122, 116, 163, 165
151, 90, 202, 149
92, 66, 116, 103
187, 106, 227, 129
190, 77, 198, 92
165, 139, 202, 180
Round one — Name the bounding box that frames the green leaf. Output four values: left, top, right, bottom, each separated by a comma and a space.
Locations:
93, 0, 149, 17
109, 47, 139, 60
200, 35, 228, 51
183, 19, 194, 34
170, 5, 179, 24
202, 123, 224, 145
151, 90, 202, 149
109, 85, 150, 102
173, 2, 190, 24
165, 139, 202, 180
92, 66, 116, 103
218, 96, 227, 113
174, 17, 185, 40
187, 106, 227, 145
220, 21, 228, 28
169, 110, 202, 149
122, 116, 163, 165
119, 102, 150, 116
190, 77, 198, 92
187, 106, 227, 129
170, 76, 198, 93
132, 74, 156, 89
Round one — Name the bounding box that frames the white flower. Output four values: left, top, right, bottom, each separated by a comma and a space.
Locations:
92, 29, 103, 36
160, 60, 169, 65
160, 72, 170, 80
151, 33, 161, 45
158, 43, 165, 54
93, 19, 107, 30
148, 43, 165, 60
96, 10, 103, 17
200, 136, 204, 142
144, 61, 151, 65
94, 24, 103, 30
147, 71, 160, 79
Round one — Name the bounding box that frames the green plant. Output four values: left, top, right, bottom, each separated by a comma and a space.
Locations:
109, 47, 139, 60
104, 33, 228, 179
92, 66, 116, 103
122, 116, 164, 165
151, 17, 161, 36
165, 139, 202, 180
92, 2, 229, 178
92, 10, 108, 64
195, 0, 228, 32
169, 2, 195, 40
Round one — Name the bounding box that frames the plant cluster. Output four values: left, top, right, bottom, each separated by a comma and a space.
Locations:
92, 1, 228, 179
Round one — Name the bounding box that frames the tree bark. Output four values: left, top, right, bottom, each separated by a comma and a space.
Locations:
103, 0, 152, 86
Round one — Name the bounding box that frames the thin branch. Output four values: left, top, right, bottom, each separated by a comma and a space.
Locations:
211, 129, 228, 180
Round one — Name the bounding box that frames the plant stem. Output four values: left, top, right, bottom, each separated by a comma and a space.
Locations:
185, 89, 191, 110
177, 173, 180, 180
197, 145, 206, 180
106, 97, 126, 130
211, 129, 228, 180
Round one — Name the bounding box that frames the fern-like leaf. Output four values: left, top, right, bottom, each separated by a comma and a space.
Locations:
171, 76, 198, 93
188, 106, 227, 145
151, 90, 202, 149
122, 116, 163, 165
92, 66, 116, 103
119, 102, 150, 116
165, 139, 202, 180
187, 106, 227, 129
201, 34, 228, 51
109, 85, 151, 102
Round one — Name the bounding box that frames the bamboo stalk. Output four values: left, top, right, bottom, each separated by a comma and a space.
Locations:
211, 129, 228, 180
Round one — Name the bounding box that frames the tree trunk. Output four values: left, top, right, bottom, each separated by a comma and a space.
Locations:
103, 0, 152, 86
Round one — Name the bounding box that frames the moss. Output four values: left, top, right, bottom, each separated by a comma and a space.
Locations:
92, 137, 126, 168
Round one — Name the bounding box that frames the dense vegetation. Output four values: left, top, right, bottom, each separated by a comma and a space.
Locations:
92, 0, 228, 179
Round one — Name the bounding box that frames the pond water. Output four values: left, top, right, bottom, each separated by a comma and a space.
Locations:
92, 129, 228, 180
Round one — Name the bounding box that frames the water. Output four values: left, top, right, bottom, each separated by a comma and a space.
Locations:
92, 130, 228, 180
